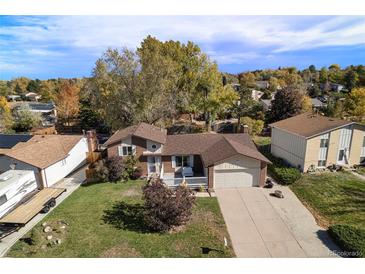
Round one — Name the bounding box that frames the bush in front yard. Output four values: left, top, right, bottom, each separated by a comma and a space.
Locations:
270, 166, 302, 185
142, 178, 196, 232
106, 156, 125, 182
92, 160, 109, 182
329, 224, 365, 257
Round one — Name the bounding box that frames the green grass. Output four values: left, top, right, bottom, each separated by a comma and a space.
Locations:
253, 136, 271, 146
355, 167, 365, 176
7, 180, 234, 258
290, 172, 365, 227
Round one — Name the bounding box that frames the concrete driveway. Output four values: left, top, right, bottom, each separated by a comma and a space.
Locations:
216, 185, 339, 258
0, 167, 86, 257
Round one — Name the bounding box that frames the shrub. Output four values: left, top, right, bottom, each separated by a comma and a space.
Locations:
122, 155, 139, 180
106, 156, 124, 182
329, 225, 365, 257
142, 178, 196, 232
270, 166, 302, 185
92, 160, 109, 182
262, 151, 302, 185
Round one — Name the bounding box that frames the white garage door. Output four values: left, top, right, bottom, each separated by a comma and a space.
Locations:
214, 168, 260, 188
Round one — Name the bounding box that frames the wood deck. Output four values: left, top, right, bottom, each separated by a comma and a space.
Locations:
0, 188, 66, 225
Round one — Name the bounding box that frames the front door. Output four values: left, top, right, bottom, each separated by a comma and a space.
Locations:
337, 149, 347, 165
147, 156, 161, 176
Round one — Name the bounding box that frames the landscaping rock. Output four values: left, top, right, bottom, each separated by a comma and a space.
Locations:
59, 225, 66, 230
43, 226, 52, 233
46, 235, 53, 240
42, 222, 48, 227
55, 238, 62, 245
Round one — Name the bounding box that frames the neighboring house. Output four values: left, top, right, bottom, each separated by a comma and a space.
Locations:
311, 98, 326, 109
260, 99, 272, 112
6, 95, 21, 102
320, 82, 345, 93
270, 113, 365, 172
25, 92, 42, 101
13, 102, 57, 126
105, 122, 270, 188
0, 134, 33, 159
251, 89, 264, 101
255, 81, 269, 89
0, 135, 90, 188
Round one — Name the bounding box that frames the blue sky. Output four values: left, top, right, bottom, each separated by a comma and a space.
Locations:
1, 16, 365, 80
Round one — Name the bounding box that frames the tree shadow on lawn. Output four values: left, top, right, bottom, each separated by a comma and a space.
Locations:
102, 201, 150, 233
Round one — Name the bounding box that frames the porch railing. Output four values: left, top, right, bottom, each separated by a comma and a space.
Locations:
163, 176, 208, 189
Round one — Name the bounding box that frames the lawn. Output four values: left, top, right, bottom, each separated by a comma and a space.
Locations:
355, 166, 365, 176
7, 180, 234, 258
290, 172, 365, 228
253, 136, 271, 147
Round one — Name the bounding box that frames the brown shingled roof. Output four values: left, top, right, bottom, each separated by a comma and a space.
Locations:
105, 122, 167, 146
163, 133, 270, 167
5, 135, 84, 169
269, 113, 353, 138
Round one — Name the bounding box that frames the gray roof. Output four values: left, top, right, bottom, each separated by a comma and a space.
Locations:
0, 134, 33, 149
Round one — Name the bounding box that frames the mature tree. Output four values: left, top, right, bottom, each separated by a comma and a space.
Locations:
26, 79, 42, 94
10, 77, 30, 94
86, 37, 234, 131
269, 86, 304, 122
319, 67, 329, 84
0, 81, 10, 96
238, 72, 256, 88
328, 64, 343, 83
344, 69, 359, 90
301, 95, 313, 112
0, 96, 13, 133
268, 77, 280, 92
56, 82, 80, 125
345, 88, 365, 121
240, 116, 264, 135
12, 104, 42, 132
308, 65, 316, 73
39, 80, 55, 102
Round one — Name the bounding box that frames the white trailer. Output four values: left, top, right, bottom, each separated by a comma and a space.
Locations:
0, 170, 38, 219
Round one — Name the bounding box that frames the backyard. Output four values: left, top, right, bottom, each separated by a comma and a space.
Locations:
7, 180, 234, 258
290, 171, 365, 228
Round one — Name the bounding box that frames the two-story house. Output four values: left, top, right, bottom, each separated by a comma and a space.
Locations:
104, 123, 271, 189
270, 113, 365, 172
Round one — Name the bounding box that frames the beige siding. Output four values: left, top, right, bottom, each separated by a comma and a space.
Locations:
326, 128, 341, 166
214, 154, 260, 170
303, 136, 321, 171
271, 127, 306, 170
349, 125, 365, 165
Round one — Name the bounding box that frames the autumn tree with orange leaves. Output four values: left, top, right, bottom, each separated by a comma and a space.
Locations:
56, 82, 80, 125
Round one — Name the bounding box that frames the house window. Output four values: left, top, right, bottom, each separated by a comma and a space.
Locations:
360, 157, 365, 164
320, 139, 329, 148
118, 145, 135, 156
318, 160, 327, 167
175, 156, 190, 167
0, 194, 7, 206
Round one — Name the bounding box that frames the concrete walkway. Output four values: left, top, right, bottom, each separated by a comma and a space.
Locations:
0, 167, 86, 257
216, 185, 339, 258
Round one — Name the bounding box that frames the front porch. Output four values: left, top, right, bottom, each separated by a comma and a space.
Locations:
162, 172, 208, 189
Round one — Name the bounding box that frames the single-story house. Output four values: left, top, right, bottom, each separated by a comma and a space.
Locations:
311, 98, 326, 109
0, 134, 90, 188
270, 113, 365, 172
320, 82, 345, 93
25, 92, 42, 101
104, 123, 271, 189
251, 89, 264, 101
256, 81, 269, 89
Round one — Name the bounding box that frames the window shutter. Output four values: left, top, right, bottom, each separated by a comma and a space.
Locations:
118, 146, 123, 156
132, 145, 137, 155
189, 155, 194, 167
171, 156, 176, 168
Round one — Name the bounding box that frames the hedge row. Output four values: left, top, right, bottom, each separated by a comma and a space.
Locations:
329, 224, 365, 258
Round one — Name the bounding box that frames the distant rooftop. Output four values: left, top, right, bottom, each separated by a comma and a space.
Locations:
0, 134, 33, 149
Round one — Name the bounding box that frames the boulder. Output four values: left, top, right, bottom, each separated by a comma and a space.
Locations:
43, 226, 52, 233
46, 235, 53, 240
42, 222, 48, 227
55, 239, 62, 245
